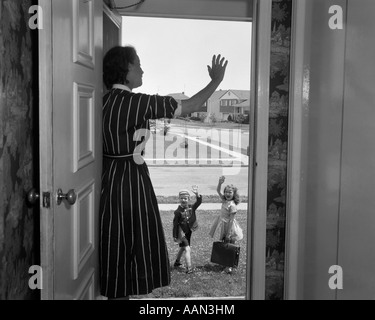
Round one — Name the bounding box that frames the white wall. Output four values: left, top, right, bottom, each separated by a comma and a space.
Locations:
298, 0, 346, 300
296, 0, 375, 299
337, 0, 375, 300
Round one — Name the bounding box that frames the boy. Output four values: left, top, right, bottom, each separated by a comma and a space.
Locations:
172, 186, 202, 274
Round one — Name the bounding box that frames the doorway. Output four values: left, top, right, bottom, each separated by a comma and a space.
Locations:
115, 0, 292, 300
122, 16, 252, 299
38, 0, 292, 300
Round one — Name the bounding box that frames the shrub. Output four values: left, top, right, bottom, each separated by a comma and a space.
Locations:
162, 124, 170, 136
189, 116, 201, 121
199, 113, 207, 122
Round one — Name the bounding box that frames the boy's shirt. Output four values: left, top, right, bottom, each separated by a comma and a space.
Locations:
173, 195, 202, 239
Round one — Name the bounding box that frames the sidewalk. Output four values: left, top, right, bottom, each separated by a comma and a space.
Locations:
158, 202, 248, 211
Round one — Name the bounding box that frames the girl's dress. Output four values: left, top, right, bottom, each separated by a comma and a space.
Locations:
209, 200, 243, 241
99, 85, 178, 299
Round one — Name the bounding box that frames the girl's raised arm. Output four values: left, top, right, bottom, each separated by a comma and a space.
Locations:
217, 176, 225, 199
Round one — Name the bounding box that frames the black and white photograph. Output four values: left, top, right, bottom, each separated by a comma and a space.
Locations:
0, 0, 373, 305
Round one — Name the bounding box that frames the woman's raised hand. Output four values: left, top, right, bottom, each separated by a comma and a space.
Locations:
207, 54, 228, 84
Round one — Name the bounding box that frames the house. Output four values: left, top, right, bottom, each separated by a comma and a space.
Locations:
206, 89, 250, 122
167, 92, 190, 104
168, 92, 211, 120
166, 92, 192, 117
168, 90, 251, 122
219, 90, 251, 121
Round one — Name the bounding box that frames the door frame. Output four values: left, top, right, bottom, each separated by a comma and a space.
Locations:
103, 1, 122, 27
39, 0, 276, 300
247, 0, 272, 300
119, 0, 272, 300
284, 0, 307, 300
38, 0, 54, 300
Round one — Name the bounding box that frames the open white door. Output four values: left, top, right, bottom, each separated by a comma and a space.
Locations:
39, 0, 103, 299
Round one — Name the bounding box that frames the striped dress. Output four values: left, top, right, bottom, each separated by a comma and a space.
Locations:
99, 86, 178, 298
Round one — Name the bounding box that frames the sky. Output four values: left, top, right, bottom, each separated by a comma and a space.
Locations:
121, 16, 252, 97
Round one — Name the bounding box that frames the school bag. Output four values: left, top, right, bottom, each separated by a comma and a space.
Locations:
210, 241, 240, 268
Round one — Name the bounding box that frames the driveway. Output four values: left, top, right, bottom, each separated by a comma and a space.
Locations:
149, 166, 249, 197
146, 121, 251, 197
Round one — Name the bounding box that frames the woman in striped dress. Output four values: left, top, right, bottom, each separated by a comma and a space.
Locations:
100, 45, 228, 299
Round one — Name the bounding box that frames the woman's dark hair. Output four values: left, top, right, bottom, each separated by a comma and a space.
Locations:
103, 46, 137, 90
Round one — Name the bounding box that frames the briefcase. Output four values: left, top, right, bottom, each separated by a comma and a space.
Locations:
210, 241, 240, 268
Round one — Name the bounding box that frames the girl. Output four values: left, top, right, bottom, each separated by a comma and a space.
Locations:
209, 176, 243, 273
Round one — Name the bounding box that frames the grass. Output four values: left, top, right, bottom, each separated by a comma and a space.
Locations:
130, 209, 248, 299
156, 194, 248, 204
130, 120, 284, 299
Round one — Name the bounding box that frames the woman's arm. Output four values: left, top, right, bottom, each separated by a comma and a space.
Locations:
178, 55, 228, 117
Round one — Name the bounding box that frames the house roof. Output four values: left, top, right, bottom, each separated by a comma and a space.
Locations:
233, 99, 250, 110
208, 89, 250, 102
229, 90, 251, 100
208, 90, 227, 101
167, 92, 190, 100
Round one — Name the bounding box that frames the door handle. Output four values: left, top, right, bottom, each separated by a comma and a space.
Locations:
57, 188, 77, 205
27, 188, 40, 205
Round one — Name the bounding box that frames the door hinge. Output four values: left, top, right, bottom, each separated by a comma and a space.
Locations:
42, 192, 51, 208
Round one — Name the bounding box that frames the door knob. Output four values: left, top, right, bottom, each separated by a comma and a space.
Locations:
27, 188, 40, 205
57, 188, 77, 205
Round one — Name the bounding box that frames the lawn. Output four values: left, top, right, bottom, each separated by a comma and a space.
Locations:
128, 119, 284, 300
130, 209, 248, 299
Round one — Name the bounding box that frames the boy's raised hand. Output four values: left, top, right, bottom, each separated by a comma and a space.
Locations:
191, 185, 199, 195
218, 176, 225, 184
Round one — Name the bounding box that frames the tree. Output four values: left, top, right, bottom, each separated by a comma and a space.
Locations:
208, 113, 217, 126
199, 113, 207, 122
162, 119, 170, 136
236, 114, 246, 124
